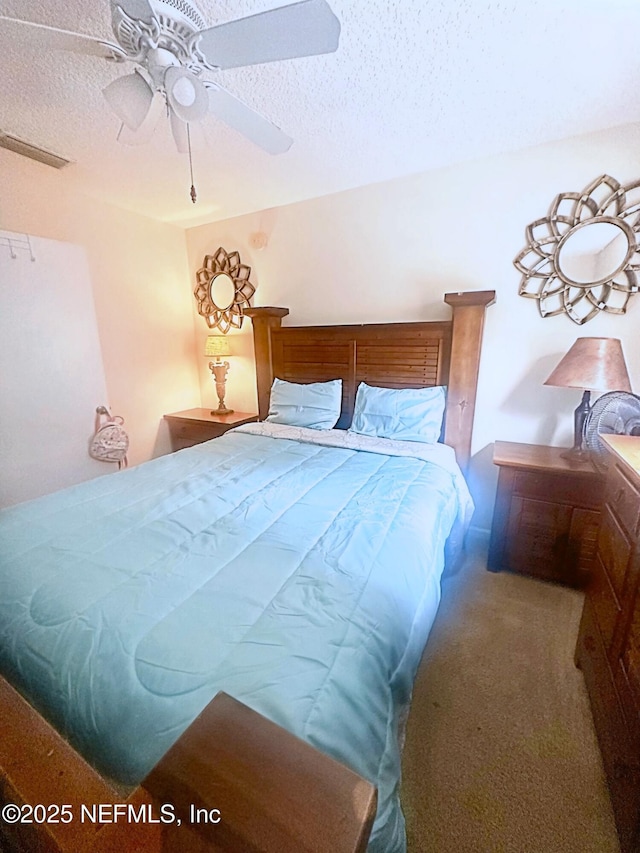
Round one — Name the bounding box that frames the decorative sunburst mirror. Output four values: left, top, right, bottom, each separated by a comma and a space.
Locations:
194, 247, 256, 333
515, 174, 640, 324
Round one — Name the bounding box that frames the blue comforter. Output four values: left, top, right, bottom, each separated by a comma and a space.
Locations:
0, 425, 470, 852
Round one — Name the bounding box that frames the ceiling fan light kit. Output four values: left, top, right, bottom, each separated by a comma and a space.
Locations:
2, 0, 341, 202
164, 66, 209, 123
102, 71, 154, 131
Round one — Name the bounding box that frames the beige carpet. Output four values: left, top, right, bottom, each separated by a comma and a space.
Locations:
401, 532, 620, 853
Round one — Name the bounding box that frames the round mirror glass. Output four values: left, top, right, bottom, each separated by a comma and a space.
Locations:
557, 220, 629, 285
209, 273, 236, 311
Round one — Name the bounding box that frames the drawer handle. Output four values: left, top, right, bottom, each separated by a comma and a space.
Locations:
614, 487, 624, 504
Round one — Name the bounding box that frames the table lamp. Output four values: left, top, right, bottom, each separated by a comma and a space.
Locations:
544, 337, 631, 461
204, 335, 234, 415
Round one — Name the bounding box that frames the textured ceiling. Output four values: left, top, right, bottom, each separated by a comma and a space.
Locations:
1, 0, 639, 227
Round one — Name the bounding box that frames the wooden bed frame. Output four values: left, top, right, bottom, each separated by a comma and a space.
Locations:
0, 290, 495, 853
246, 290, 495, 473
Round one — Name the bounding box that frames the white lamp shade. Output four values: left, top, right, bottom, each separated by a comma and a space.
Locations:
103, 72, 154, 131
165, 67, 209, 123
204, 335, 232, 358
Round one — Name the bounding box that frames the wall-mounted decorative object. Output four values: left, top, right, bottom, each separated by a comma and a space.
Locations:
194, 247, 255, 334
515, 174, 640, 324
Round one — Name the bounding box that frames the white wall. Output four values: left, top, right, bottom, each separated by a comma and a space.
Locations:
186, 122, 640, 530
0, 149, 201, 469
0, 234, 112, 507
4, 122, 639, 524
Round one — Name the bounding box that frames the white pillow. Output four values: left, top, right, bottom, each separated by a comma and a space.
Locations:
266, 378, 342, 429
349, 382, 446, 444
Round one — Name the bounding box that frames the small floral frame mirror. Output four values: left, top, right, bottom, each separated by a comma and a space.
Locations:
515, 174, 640, 324
194, 247, 256, 333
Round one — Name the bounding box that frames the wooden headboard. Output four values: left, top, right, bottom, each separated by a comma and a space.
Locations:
246, 291, 495, 472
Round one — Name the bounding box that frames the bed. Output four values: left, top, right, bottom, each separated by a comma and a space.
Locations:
0, 290, 494, 853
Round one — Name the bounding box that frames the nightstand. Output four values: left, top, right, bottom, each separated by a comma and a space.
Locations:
164, 408, 258, 452
488, 441, 605, 587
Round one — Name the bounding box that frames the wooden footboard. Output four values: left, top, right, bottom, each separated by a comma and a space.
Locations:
0, 677, 376, 853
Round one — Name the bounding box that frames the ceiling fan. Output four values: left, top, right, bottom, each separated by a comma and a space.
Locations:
0, 0, 341, 200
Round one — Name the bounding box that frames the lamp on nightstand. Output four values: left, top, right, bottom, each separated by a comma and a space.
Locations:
544, 337, 631, 461
204, 335, 234, 415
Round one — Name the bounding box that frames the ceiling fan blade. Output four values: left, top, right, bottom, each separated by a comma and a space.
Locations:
109, 0, 155, 26
207, 84, 293, 154
197, 0, 340, 70
169, 109, 189, 153
169, 110, 206, 153
0, 15, 117, 58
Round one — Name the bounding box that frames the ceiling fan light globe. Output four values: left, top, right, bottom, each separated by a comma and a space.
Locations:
103, 72, 153, 131
116, 92, 163, 145
165, 66, 208, 123
172, 77, 197, 107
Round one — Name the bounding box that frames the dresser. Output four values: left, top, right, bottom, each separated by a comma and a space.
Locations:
575, 435, 640, 853
164, 409, 258, 452
488, 441, 604, 587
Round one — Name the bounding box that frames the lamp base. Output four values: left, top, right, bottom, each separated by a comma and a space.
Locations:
560, 389, 592, 464
208, 359, 233, 418
560, 447, 591, 464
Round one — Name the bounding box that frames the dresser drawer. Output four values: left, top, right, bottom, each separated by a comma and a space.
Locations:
170, 421, 224, 444
576, 600, 640, 851
606, 464, 640, 540
171, 435, 203, 451
590, 552, 622, 651
599, 504, 634, 601
504, 496, 572, 581
513, 470, 602, 509
165, 411, 258, 453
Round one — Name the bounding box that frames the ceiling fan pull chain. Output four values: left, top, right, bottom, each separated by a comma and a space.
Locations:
187, 122, 197, 204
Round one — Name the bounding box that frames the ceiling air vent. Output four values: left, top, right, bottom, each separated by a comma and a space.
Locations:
0, 132, 71, 169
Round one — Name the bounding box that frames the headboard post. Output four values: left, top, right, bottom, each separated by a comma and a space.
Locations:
245, 307, 289, 419
443, 290, 496, 472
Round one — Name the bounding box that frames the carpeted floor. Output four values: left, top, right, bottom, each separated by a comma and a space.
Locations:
401, 532, 621, 853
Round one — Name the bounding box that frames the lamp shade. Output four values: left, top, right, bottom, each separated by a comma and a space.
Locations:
544, 337, 631, 392
165, 66, 209, 123
102, 72, 154, 131
204, 335, 232, 358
